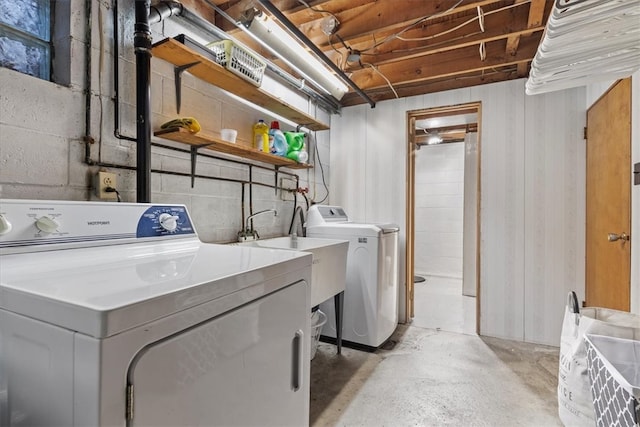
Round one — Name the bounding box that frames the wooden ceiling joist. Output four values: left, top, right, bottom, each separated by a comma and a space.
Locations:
349, 35, 539, 90
191, 0, 553, 106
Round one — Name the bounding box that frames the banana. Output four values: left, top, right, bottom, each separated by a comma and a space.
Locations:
160, 117, 201, 134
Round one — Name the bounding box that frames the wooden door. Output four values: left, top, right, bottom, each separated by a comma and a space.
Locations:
585, 78, 632, 310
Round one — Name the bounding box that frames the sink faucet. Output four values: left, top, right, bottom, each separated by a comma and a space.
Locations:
238, 209, 277, 241
288, 206, 306, 238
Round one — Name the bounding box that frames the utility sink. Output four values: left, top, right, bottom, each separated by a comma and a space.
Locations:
236, 236, 348, 306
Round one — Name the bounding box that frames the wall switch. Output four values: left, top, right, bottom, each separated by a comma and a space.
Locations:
634, 162, 639, 186
280, 177, 296, 201
95, 171, 117, 200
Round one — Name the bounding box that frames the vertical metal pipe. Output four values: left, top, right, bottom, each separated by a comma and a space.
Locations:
248, 166, 254, 228
112, 0, 137, 142
84, 0, 94, 165
134, 0, 152, 202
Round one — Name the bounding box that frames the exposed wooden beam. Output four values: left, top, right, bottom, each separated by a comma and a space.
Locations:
527, 0, 547, 28
323, 1, 540, 73
341, 70, 517, 106
179, 0, 217, 23
300, 0, 506, 47
341, 27, 543, 71
216, 0, 334, 30
285, 0, 375, 26
517, 61, 529, 76
349, 35, 540, 90
505, 0, 528, 56
505, 0, 547, 57
505, 35, 521, 56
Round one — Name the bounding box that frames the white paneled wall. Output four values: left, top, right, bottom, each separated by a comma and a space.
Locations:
331, 79, 587, 346
472, 82, 528, 342
414, 142, 465, 278
463, 133, 478, 297
523, 89, 586, 344
0, 0, 331, 244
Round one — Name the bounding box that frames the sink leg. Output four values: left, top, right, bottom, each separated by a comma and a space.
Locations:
334, 291, 344, 354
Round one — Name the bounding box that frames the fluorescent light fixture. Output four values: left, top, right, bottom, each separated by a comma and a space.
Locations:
242, 10, 348, 100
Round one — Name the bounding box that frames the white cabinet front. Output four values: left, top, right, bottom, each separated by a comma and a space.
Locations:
127, 280, 310, 427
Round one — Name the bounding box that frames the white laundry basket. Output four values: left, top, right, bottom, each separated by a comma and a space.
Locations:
310, 310, 327, 360
584, 334, 640, 427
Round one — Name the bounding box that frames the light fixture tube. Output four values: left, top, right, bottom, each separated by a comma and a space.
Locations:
244, 11, 348, 100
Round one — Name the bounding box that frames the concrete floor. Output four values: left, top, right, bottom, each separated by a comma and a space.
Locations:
310, 325, 561, 426
310, 275, 561, 426
412, 276, 476, 335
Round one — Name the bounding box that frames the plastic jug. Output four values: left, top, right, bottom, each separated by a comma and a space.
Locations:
253, 119, 269, 152
284, 132, 308, 163
269, 121, 287, 156
284, 132, 305, 152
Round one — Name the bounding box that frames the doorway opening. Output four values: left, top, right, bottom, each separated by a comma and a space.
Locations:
406, 102, 482, 334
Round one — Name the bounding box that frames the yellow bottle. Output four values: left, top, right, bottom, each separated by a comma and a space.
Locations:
253, 119, 269, 152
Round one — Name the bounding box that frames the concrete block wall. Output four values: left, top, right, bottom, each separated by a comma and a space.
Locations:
414, 142, 465, 278
0, 0, 331, 243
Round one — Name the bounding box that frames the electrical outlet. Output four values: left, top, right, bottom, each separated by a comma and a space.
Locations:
95, 171, 117, 200
280, 177, 296, 201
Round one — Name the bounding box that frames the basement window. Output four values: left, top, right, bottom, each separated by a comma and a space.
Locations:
0, 0, 70, 84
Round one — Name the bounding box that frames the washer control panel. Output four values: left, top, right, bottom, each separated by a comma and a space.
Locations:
136, 205, 194, 237
0, 200, 197, 253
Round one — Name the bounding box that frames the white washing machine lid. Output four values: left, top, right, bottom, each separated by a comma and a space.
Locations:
0, 240, 310, 338
307, 205, 399, 237
306, 222, 398, 237
306, 205, 398, 237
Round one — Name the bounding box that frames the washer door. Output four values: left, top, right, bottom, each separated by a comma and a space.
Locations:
126, 280, 309, 427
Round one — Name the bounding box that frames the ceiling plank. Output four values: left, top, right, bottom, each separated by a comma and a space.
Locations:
341, 27, 543, 71
527, 0, 547, 27
517, 61, 529, 76
341, 70, 516, 106
505, 35, 521, 56
336, 5, 541, 70
178, 0, 217, 23
348, 35, 540, 90
300, 0, 506, 47
285, 0, 376, 26
505, 0, 547, 56
504, 0, 528, 56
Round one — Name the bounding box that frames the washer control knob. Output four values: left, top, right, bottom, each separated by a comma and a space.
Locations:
36, 216, 60, 234
158, 213, 179, 232
0, 214, 12, 235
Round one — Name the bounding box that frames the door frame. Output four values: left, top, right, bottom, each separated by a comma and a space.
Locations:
405, 101, 482, 333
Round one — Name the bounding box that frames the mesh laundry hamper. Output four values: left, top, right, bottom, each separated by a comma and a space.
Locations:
558, 291, 640, 426
584, 334, 640, 427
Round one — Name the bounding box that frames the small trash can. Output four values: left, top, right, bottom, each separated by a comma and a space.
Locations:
584, 334, 640, 427
310, 309, 327, 360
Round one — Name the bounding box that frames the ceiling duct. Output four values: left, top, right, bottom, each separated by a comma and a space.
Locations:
526, 0, 640, 95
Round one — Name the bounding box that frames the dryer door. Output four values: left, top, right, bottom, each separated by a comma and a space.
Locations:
127, 280, 309, 427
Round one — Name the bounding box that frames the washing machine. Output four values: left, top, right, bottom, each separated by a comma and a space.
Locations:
0, 199, 312, 427
306, 205, 399, 350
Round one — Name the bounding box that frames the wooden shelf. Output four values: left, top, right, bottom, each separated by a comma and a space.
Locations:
154, 128, 312, 169
151, 37, 330, 131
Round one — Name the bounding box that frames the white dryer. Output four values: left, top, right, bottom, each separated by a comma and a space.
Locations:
0, 199, 312, 427
306, 205, 399, 350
